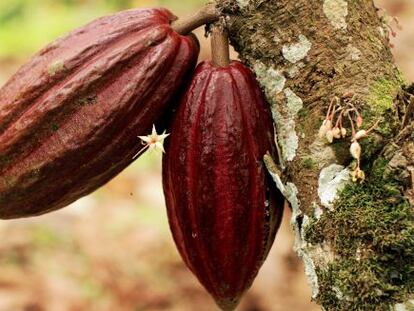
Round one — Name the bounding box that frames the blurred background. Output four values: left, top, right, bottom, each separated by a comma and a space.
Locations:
0, 1, 413, 310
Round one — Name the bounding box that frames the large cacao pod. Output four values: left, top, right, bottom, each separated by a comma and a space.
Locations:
0, 8, 199, 219
162, 60, 284, 310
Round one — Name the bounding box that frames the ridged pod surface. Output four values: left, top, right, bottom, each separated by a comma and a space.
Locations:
0, 8, 199, 219
162, 60, 284, 310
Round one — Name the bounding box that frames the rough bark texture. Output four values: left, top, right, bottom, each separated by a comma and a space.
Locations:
215, 0, 414, 310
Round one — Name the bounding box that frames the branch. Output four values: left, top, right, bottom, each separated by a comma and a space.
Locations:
217, 0, 414, 310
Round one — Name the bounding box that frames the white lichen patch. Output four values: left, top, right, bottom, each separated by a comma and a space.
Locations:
299, 241, 320, 299
286, 182, 300, 213
273, 89, 303, 162
318, 164, 350, 210
323, 0, 348, 30
287, 183, 320, 298
394, 300, 414, 311
253, 61, 286, 97
273, 119, 296, 162
48, 60, 65, 76
254, 62, 302, 162
266, 168, 323, 299
282, 35, 312, 64
285, 88, 303, 113
346, 44, 362, 61
236, 0, 249, 9
273, 130, 286, 169
263, 154, 286, 195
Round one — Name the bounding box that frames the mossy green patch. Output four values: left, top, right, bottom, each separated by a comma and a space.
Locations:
305, 159, 414, 310
367, 74, 404, 114
302, 157, 317, 170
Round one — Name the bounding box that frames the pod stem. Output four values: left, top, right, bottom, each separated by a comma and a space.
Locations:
211, 25, 230, 67
172, 4, 219, 35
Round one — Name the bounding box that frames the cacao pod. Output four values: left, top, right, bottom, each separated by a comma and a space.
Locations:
162, 60, 284, 310
0, 8, 199, 219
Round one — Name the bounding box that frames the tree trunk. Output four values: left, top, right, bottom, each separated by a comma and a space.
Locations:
215, 0, 414, 310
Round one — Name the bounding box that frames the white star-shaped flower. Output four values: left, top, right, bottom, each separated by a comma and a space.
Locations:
133, 125, 170, 159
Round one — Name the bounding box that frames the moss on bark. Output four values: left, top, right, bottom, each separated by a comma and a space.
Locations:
305, 159, 414, 310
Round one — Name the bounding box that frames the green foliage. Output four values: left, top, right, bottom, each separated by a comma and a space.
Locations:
0, 0, 205, 58
0, 0, 111, 57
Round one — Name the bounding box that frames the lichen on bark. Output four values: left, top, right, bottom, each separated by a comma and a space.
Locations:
216, 0, 413, 309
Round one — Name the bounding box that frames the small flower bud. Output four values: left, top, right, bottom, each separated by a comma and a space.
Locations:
319, 119, 332, 139
351, 170, 358, 183
319, 125, 327, 139
341, 127, 347, 138
354, 130, 367, 140
350, 141, 361, 159
357, 168, 365, 181
356, 115, 363, 128
351, 167, 366, 183
326, 130, 334, 143
332, 127, 341, 139
325, 119, 333, 131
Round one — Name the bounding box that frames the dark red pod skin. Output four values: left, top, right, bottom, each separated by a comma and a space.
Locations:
0, 8, 199, 219
162, 60, 284, 310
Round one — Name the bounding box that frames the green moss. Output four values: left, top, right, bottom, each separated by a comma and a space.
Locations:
358, 134, 382, 160
367, 75, 404, 114
302, 157, 317, 170
305, 159, 414, 310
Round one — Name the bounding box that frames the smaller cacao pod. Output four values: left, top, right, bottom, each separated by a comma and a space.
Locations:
0, 8, 199, 219
162, 60, 284, 310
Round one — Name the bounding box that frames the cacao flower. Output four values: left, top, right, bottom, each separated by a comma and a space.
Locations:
162, 61, 284, 310
354, 129, 367, 140
341, 127, 347, 138
332, 127, 341, 139
0, 8, 199, 219
350, 141, 362, 159
318, 119, 332, 139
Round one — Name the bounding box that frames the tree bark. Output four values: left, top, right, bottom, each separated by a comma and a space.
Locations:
214, 0, 414, 310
